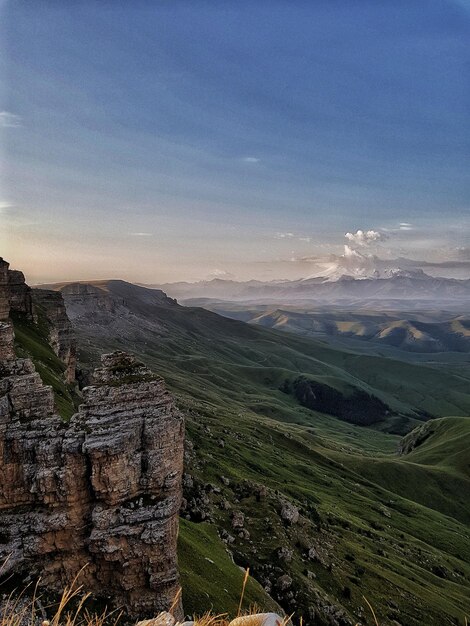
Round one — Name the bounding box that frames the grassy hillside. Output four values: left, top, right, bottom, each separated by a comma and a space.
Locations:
41, 281, 470, 625
402, 416, 470, 476
190, 301, 470, 364
179, 519, 281, 617
232, 307, 470, 353
330, 417, 470, 525
178, 401, 470, 625
11, 310, 78, 419
58, 282, 470, 433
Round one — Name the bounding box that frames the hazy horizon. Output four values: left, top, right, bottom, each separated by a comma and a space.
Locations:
1, 1, 469, 283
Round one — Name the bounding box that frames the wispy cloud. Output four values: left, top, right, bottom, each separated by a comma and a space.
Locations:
274, 232, 295, 239
399, 222, 413, 231
130, 232, 153, 237
242, 156, 260, 163
345, 229, 388, 247
208, 268, 234, 279
274, 232, 312, 243
0, 201, 13, 213
0, 111, 22, 128
381, 222, 414, 233
456, 246, 470, 260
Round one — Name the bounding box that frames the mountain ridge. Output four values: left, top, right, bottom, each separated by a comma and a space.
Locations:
145, 273, 470, 306
26, 274, 470, 624
33, 278, 470, 428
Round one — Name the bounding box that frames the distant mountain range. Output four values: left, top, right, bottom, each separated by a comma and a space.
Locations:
135, 254, 470, 353
151, 271, 470, 308
299, 247, 470, 281
39, 265, 470, 355
145, 249, 469, 307
301, 246, 436, 281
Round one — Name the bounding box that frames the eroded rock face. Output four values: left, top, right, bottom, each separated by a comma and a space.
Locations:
0, 259, 11, 321
0, 259, 76, 384
32, 289, 77, 383
0, 328, 184, 618
7, 268, 34, 321
398, 421, 435, 455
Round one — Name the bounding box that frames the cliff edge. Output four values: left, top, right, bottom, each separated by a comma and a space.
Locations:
0, 259, 185, 618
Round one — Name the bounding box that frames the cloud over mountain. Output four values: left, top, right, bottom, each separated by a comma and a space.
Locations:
345, 229, 388, 247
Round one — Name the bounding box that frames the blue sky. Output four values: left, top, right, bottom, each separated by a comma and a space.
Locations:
1, 0, 469, 282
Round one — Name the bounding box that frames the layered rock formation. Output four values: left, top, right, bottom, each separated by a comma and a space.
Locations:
0, 267, 185, 618
55, 280, 176, 342
0, 260, 10, 321
32, 289, 77, 383
7, 268, 34, 321
0, 258, 76, 384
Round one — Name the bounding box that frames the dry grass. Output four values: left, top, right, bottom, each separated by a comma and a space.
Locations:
0, 567, 121, 626
360, 596, 379, 626
1, 565, 468, 626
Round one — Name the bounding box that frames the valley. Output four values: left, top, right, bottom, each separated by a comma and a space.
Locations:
181, 301, 470, 357
4, 4, 469, 625
25, 278, 470, 626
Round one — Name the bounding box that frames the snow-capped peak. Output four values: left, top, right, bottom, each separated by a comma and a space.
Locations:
303, 247, 431, 282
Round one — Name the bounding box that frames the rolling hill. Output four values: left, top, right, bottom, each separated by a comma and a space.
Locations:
191, 305, 470, 354
38, 280, 470, 430
25, 279, 470, 625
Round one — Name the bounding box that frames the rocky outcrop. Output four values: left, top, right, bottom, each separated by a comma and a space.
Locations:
55, 281, 175, 343
32, 289, 77, 383
7, 267, 34, 321
0, 258, 76, 384
398, 420, 435, 455
0, 321, 15, 361
0, 260, 10, 321
0, 299, 185, 619
0, 262, 14, 361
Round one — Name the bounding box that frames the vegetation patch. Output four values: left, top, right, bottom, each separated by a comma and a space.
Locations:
178, 518, 280, 617
11, 311, 79, 420
281, 376, 391, 426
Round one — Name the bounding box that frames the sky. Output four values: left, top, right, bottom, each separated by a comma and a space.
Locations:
1, 0, 469, 283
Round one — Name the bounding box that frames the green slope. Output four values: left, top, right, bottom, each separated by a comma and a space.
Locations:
65, 284, 470, 434
402, 416, 470, 476
11, 310, 78, 420
179, 405, 470, 626
325, 417, 470, 524
178, 519, 280, 617
54, 281, 470, 625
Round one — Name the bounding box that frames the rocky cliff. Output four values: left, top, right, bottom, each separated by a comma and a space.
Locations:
7, 268, 34, 321
0, 261, 11, 322
0, 258, 76, 385
32, 288, 77, 383
0, 260, 185, 619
